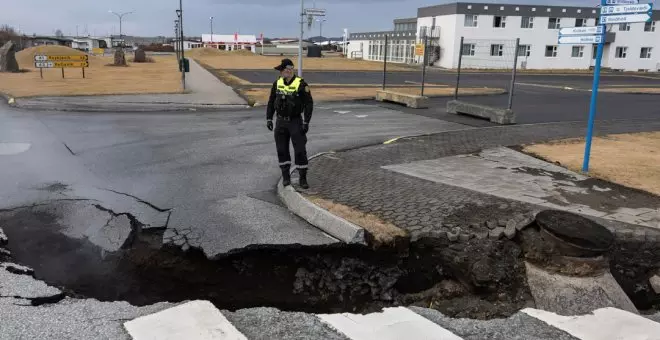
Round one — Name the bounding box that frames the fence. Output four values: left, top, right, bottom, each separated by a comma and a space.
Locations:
454, 37, 520, 110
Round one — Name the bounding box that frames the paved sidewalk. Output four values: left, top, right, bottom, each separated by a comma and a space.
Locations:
8, 60, 247, 112
306, 119, 660, 242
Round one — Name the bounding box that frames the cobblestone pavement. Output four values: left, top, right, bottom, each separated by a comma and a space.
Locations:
307, 119, 660, 242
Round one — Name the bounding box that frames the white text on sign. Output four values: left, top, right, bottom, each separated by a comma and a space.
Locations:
600, 13, 652, 24
601, 4, 652, 15
558, 35, 603, 44
605, 0, 639, 4
559, 26, 604, 36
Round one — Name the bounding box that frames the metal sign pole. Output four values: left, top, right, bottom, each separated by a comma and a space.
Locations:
582, 0, 608, 173
382, 35, 388, 90
298, 0, 304, 78
454, 36, 464, 100
508, 38, 521, 110
421, 35, 428, 97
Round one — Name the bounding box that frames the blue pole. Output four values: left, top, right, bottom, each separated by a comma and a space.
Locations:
582, 2, 607, 173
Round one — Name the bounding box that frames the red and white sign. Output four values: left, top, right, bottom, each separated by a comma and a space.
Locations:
259, 33, 264, 43
234, 32, 238, 42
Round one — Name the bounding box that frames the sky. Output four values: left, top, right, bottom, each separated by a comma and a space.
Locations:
3, 0, 598, 38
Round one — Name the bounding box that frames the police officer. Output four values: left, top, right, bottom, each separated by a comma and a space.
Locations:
266, 59, 314, 189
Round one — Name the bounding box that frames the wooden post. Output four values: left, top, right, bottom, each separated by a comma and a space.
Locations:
61, 68, 65, 79
82, 67, 85, 79
40, 68, 43, 79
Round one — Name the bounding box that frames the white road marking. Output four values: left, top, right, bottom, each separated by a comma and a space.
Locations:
0, 143, 31, 156
334, 110, 351, 114
317, 306, 464, 340
522, 307, 660, 340
124, 300, 248, 340
355, 115, 369, 118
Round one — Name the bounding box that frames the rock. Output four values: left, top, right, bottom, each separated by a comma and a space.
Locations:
113, 49, 127, 66
498, 218, 508, 227
447, 227, 461, 242
0, 227, 7, 246
515, 216, 534, 231
650, 275, 660, 294
133, 48, 147, 62
486, 220, 498, 230
489, 227, 505, 240
459, 233, 473, 242
0, 41, 20, 72
504, 223, 517, 240
474, 231, 489, 240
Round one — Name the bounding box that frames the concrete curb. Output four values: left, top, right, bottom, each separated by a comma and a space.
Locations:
0, 92, 15, 107
276, 153, 366, 245
8, 99, 248, 113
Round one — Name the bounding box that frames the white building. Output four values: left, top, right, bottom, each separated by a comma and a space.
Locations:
348, 2, 660, 72
202, 34, 257, 52
172, 39, 204, 51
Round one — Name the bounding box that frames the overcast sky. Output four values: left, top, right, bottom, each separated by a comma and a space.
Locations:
4, 0, 599, 38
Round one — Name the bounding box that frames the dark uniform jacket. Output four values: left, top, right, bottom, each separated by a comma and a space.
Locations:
266, 76, 314, 123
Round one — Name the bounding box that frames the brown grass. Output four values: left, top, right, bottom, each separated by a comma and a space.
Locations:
193, 53, 412, 71
0, 51, 181, 97
309, 197, 407, 247
600, 87, 660, 94
243, 86, 504, 104
523, 132, 660, 196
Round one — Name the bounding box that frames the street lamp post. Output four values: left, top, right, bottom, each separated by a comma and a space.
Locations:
317, 18, 327, 41
176, 2, 186, 90
174, 20, 180, 60
108, 10, 133, 47
210, 16, 214, 46
298, 0, 304, 77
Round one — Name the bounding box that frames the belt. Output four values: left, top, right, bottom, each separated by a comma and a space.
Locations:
276, 115, 300, 121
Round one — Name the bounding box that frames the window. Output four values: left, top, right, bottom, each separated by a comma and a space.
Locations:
494, 16, 507, 28
545, 45, 558, 57
490, 44, 504, 57
432, 17, 436, 29
575, 18, 586, 27
548, 18, 561, 29
615, 46, 628, 58
619, 23, 631, 31
571, 46, 584, 58
592, 45, 598, 59
521, 16, 534, 28
517, 44, 531, 57
465, 15, 478, 27
640, 47, 653, 59
644, 21, 656, 32
462, 43, 476, 56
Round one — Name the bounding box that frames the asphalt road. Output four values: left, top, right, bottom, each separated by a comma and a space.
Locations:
228, 69, 660, 89
0, 102, 465, 258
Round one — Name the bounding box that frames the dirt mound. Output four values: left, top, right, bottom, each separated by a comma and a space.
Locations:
188, 47, 255, 58
231, 49, 255, 56
16, 46, 87, 68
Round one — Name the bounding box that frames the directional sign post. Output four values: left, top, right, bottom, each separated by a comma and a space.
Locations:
601, 3, 652, 15
34, 54, 89, 79
605, 0, 639, 4
558, 35, 604, 44
559, 26, 605, 36
600, 13, 652, 24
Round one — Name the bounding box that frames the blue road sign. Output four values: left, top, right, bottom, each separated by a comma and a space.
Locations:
558, 35, 604, 44
600, 3, 652, 15
605, 0, 639, 4
558, 26, 604, 36
600, 12, 652, 24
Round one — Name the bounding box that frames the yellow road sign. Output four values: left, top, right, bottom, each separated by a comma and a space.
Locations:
415, 44, 425, 57
34, 55, 89, 62
92, 48, 104, 55
53, 61, 89, 68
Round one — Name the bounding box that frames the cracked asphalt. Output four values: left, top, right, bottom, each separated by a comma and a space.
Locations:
0, 101, 465, 258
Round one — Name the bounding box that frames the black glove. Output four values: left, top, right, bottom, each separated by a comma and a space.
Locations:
302, 123, 309, 134
267, 120, 273, 131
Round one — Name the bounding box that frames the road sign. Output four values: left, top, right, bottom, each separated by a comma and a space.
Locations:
558, 35, 604, 44
600, 13, 652, 24
601, 3, 652, 15
605, 0, 639, 4
34, 55, 89, 62
34, 61, 89, 68
304, 8, 326, 16
415, 44, 425, 56
559, 26, 604, 36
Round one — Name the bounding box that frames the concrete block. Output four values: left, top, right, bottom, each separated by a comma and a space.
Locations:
447, 100, 516, 125
376, 90, 429, 109
650, 275, 660, 294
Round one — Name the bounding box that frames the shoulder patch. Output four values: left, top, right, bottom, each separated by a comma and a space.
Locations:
305, 86, 311, 93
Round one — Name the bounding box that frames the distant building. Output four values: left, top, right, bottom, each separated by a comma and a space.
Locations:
24, 36, 73, 48
71, 37, 108, 52
172, 39, 204, 51
202, 34, 257, 51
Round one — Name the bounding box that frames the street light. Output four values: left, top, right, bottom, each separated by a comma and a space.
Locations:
176, 0, 186, 90
317, 18, 327, 41
210, 16, 214, 45
108, 10, 133, 47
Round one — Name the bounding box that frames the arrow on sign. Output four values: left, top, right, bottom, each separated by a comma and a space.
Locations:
600, 13, 652, 24
601, 3, 652, 15
559, 26, 604, 36
558, 35, 604, 44
605, 0, 639, 4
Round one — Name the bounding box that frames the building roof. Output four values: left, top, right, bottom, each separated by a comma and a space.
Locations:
202, 34, 257, 43
393, 18, 418, 24
418, 2, 660, 20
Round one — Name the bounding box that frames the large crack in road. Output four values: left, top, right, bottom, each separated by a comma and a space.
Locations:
1, 199, 658, 319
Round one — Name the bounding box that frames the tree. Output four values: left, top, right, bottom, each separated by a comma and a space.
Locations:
55, 29, 64, 38
0, 25, 17, 45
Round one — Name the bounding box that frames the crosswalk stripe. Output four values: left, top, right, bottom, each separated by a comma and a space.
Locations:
124, 300, 248, 340
522, 307, 660, 340
317, 306, 464, 340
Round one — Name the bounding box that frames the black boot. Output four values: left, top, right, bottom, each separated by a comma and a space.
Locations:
281, 168, 291, 186
299, 168, 309, 189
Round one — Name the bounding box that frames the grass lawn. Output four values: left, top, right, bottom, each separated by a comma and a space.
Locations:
0, 46, 181, 98
523, 132, 660, 196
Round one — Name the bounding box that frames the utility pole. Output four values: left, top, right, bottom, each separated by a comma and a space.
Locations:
298, 0, 304, 77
